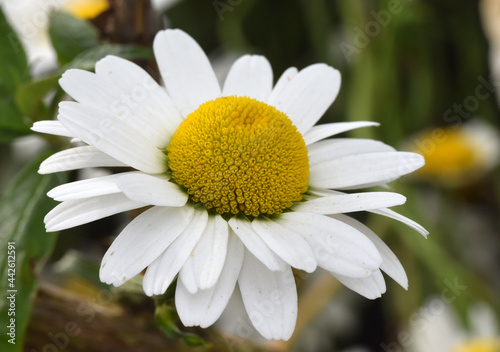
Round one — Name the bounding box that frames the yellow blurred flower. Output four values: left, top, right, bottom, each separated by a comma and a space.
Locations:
451, 338, 500, 352
408, 120, 500, 187
63, 0, 109, 20
1, 0, 109, 76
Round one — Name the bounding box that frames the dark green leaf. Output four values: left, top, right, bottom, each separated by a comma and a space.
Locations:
155, 302, 209, 347
0, 101, 31, 143
48, 11, 100, 65
63, 44, 154, 71
0, 7, 30, 97
16, 75, 60, 120
0, 152, 66, 352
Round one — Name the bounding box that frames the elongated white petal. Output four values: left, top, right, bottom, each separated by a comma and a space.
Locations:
58, 102, 167, 174
99, 206, 194, 286
272, 64, 341, 135
303, 121, 379, 145
307, 138, 395, 167
60, 67, 178, 148
45, 194, 147, 232
39, 146, 128, 174
94, 56, 183, 143
176, 232, 244, 328
309, 188, 428, 237
267, 67, 298, 105
116, 173, 187, 207
238, 250, 297, 341
309, 152, 425, 189
331, 214, 408, 289
222, 55, 273, 101
153, 29, 220, 116
228, 217, 288, 272
47, 172, 132, 201
294, 192, 406, 214
180, 215, 229, 292
252, 218, 316, 273
32, 120, 74, 138
142, 208, 208, 296
370, 208, 429, 237
277, 212, 382, 278
332, 269, 386, 300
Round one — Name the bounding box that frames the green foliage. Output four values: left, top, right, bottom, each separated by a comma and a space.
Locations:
0, 153, 67, 352
48, 11, 100, 65
155, 303, 209, 348
0, 8, 31, 143
16, 75, 60, 121
63, 43, 154, 71
0, 102, 31, 143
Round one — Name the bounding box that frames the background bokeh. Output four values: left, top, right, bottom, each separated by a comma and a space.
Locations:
0, 0, 499, 351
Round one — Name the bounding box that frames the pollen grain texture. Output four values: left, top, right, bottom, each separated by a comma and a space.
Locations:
167, 96, 309, 217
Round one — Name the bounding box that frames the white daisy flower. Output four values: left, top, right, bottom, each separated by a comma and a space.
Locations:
33, 29, 427, 341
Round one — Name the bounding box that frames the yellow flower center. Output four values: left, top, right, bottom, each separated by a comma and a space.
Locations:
64, 0, 109, 19
451, 337, 500, 352
167, 96, 309, 217
412, 128, 480, 182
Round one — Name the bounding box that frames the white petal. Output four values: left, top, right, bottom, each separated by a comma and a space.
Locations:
309, 152, 425, 189
303, 121, 379, 145
47, 172, 132, 201
307, 138, 395, 167
272, 64, 341, 135
251, 218, 317, 273
142, 208, 208, 296
238, 249, 297, 341
99, 206, 194, 286
45, 193, 147, 232
332, 269, 386, 300
31, 120, 74, 138
39, 146, 128, 174
60, 66, 180, 148
277, 212, 382, 278
176, 232, 244, 328
94, 56, 183, 144
153, 29, 220, 116
228, 217, 288, 272
293, 192, 406, 214
370, 208, 429, 238
267, 67, 298, 105
58, 102, 167, 174
331, 214, 408, 289
222, 55, 273, 101
116, 172, 187, 207
180, 214, 229, 292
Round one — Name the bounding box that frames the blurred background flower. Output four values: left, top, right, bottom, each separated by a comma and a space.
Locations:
0, 0, 499, 351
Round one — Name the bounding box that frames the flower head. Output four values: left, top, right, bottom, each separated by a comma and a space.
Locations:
33, 29, 427, 340
408, 120, 500, 187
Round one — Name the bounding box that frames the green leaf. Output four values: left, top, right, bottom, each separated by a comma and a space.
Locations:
0, 101, 31, 143
155, 301, 209, 348
16, 75, 60, 120
0, 153, 66, 352
48, 11, 100, 65
0, 7, 30, 97
63, 43, 154, 71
